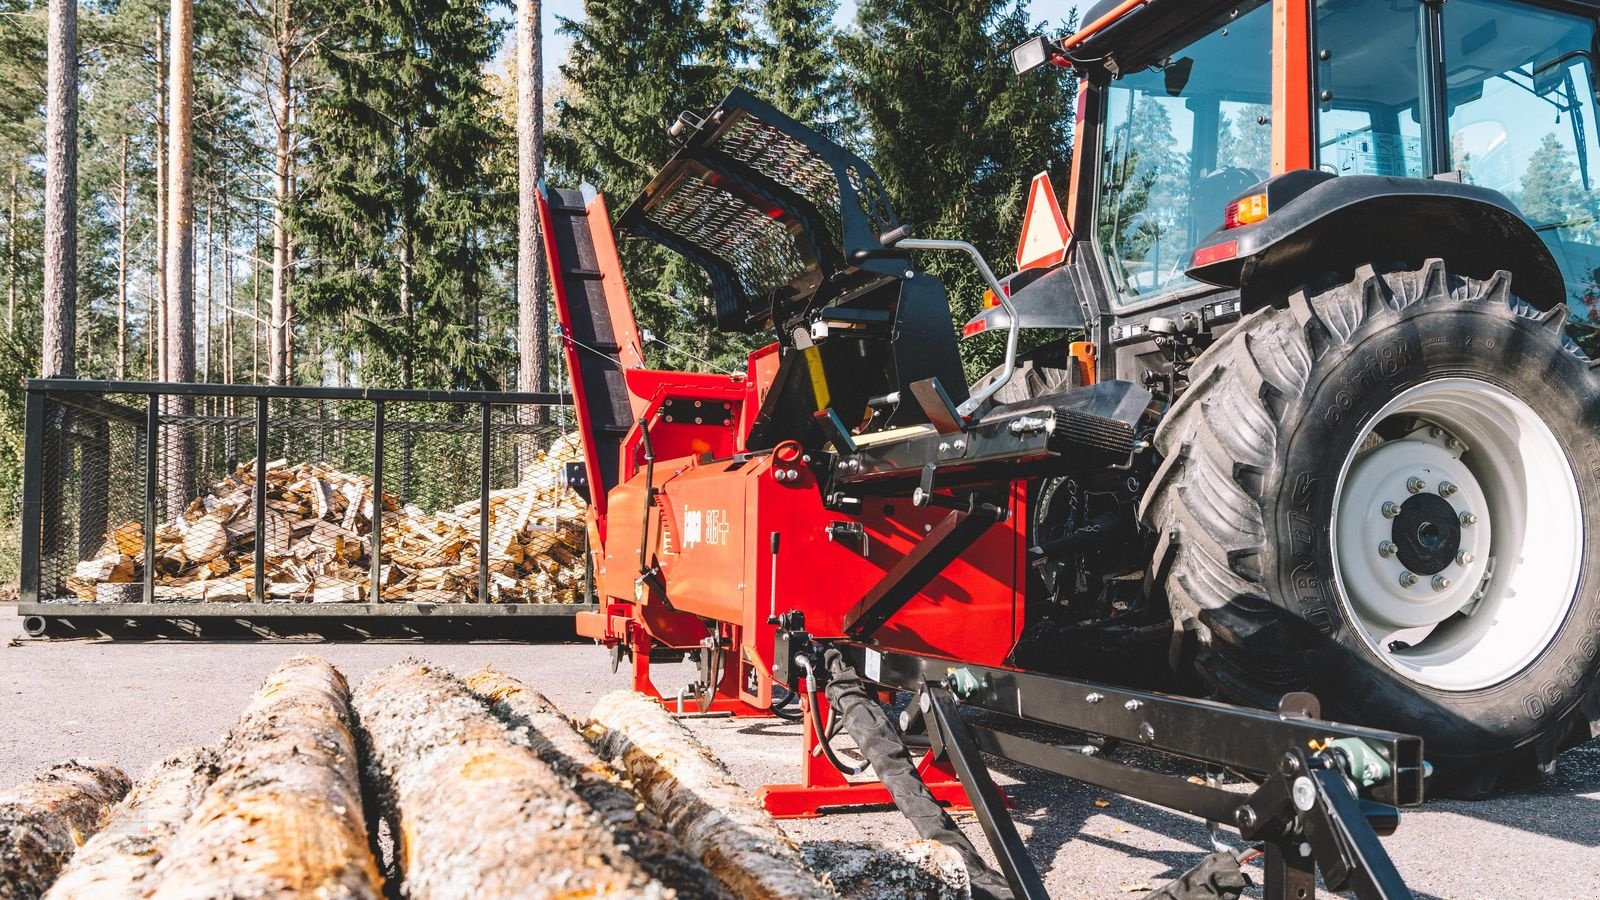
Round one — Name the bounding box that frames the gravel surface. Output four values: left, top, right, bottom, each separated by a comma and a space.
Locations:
2, 611, 1597, 898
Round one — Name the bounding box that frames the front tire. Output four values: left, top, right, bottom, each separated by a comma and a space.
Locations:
1141, 259, 1600, 795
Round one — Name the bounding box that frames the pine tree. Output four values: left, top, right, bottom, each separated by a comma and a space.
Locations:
838, 0, 1076, 376
548, 0, 763, 372
295, 0, 513, 390
751, 0, 851, 140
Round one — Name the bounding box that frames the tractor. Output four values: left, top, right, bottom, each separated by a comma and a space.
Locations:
541, 0, 1600, 895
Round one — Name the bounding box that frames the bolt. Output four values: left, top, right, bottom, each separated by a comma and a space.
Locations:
1124, 698, 1143, 711
1292, 776, 1317, 812
903, 269, 916, 279
1457, 550, 1475, 566
1399, 570, 1419, 588
1382, 501, 1402, 518
1300, 842, 1313, 858
1085, 692, 1104, 704
1432, 575, 1451, 592
1407, 476, 1426, 494
1379, 540, 1398, 559
952, 439, 966, 452
1447, 437, 1465, 452
1438, 481, 1458, 497
1429, 426, 1444, 439
1460, 511, 1478, 526
1140, 722, 1156, 742
1235, 804, 1259, 832
899, 709, 913, 730
938, 441, 950, 454
919, 691, 931, 714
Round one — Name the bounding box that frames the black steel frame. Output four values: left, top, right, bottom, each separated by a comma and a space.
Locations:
828, 641, 1423, 900
19, 379, 591, 622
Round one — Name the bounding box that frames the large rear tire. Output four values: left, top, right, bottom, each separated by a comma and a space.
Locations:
1141, 259, 1600, 796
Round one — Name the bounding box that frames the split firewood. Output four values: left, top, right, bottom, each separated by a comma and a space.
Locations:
353, 660, 670, 898
68, 441, 590, 605
43, 747, 219, 900
585, 691, 837, 900
464, 669, 731, 899
0, 759, 131, 898
147, 657, 382, 899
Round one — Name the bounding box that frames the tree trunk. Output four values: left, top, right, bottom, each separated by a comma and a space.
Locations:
516, 0, 549, 398
202, 194, 212, 383
43, 747, 219, 900
352, 660, 668, 897
153, 13, 166, 381
117, 135, 129, 379
222, 191, 232, 386
7, 164, 18, 332
164, 0, 196, 514
251, 204, 260, 383
268, 33, 291, 387
148, 657, 381, 898
586, 691, 836, 900
0, 760, 131, 896
463, 669, 732, 898
42, 0, 77, 379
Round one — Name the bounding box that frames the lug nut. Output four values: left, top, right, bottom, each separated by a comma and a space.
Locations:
1457, 550, 1474, 566
1382, 501, 1402, 519
1379, 540, 1398, 558
1399, 571, 1418, 588
1460, 511, 1478, 526
1447, 437, 1465, 452
1438, 481, 1458, 497
1432, 575, 1451, 591
1407, 476, 1426, 494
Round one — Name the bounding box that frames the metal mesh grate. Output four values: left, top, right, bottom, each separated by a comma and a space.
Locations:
714, 113, 843, 247
643, 173, 811, 302
27, 384, 582, 609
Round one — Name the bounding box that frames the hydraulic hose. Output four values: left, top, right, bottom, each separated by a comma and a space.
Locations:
821, 649, 1013, 900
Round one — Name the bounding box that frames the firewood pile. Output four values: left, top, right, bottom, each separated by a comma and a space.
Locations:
61, 433, 589, 605
4, 657, 973, 900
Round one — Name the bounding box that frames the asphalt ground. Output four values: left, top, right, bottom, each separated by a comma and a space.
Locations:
2, 611, 1597, 898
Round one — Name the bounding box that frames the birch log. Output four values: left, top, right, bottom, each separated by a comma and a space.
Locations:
147, 657, 381, 899
463, 669, 730, 899
353, 660, 669, 898
43, 747, 218, 899
585, 691, 837, 900
0, 760, 130, 898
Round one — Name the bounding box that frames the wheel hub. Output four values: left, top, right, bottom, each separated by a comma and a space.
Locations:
1336, 431, 1491, 632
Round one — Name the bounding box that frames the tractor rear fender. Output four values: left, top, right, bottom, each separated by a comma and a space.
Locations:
1186, 172, 1566, 312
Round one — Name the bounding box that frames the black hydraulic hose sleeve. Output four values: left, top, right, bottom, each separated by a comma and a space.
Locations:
822, 649, 1013, 900
1138, 851, 1247, 900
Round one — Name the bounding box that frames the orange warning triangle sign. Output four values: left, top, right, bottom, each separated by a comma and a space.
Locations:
1015, 172, 1071, 271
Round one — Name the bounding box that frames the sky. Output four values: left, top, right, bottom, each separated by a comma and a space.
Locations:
522, 0, 1092, 80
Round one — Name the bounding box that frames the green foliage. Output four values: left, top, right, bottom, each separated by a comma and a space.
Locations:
838, 0, 1077, 378
294, 0, 515, 390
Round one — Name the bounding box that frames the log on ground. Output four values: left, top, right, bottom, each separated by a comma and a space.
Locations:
585, 691, 836, 900
0, 760, 129, 899
463, 669, 730, 899
43, 747, 219, 900
354, 660, 670, 898
803, 840, 971, 899
147, 657, 381, 899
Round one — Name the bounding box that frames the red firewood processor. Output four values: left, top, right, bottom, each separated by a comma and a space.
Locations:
545, 2, 1600, 896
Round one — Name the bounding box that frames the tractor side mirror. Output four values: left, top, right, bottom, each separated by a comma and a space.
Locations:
1011, 36, 1055, 76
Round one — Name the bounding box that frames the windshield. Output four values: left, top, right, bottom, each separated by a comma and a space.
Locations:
1316, 0, 1600, 318
1094, 1, 1272, 306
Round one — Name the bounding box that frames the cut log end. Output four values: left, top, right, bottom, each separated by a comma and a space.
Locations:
0, 759, 131, 897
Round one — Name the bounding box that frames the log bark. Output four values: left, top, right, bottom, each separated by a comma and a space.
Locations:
463, 669, 730, 899
147, 657, 381, 899
585, 691, 836, 900
0, 760, 131, 897
43, 747, 219, 900
353, 660, 667, 898
802, 840, 970, 900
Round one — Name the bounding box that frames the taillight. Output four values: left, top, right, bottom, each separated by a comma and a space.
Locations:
1223, 193, 1268, 229
1192, 239, 1239, 267
963, 319, 987, 338
982, 284, 1010, 309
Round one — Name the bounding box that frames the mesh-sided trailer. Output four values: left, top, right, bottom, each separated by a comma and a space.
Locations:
17, 379, 595, 637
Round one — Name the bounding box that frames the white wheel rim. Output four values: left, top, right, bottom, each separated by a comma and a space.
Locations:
1330, 378, 1583, 691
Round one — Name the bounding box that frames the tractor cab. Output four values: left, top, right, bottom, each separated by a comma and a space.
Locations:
1046, 0, 1600, 379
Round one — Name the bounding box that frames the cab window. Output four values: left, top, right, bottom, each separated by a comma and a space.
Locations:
1094, 1, 1272, 306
